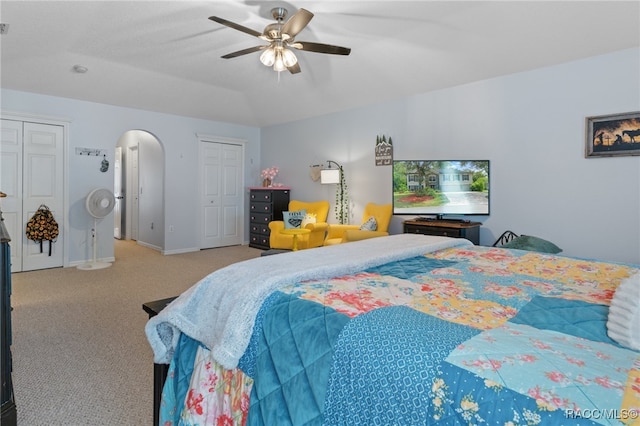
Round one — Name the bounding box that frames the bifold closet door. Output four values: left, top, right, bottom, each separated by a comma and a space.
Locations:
0, 120, 23, 272
199, 141, 243, 249
0, 119, 64, 272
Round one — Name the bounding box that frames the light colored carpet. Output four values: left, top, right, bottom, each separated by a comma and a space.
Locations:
10, 240, 261, 425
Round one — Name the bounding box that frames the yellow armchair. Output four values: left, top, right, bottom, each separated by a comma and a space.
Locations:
269, 200, 330, 250
324, 203, 393, 245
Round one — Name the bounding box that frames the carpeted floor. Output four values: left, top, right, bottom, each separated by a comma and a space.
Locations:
10, 239, 261, 426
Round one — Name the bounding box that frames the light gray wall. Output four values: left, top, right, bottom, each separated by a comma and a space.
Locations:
261, 48, 640, 264
137, 132, 165, 250
2, 48, 638, 264
116, 130, 164, 251
1, 90, 261, 264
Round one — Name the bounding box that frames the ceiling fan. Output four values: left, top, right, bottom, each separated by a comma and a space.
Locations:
209, 7, 351, 74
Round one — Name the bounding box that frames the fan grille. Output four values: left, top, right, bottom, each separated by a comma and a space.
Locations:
86, 188, 115, 218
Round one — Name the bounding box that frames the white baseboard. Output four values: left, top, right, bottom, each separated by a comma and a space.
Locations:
137, 241, 162, 252
162, 247, 200, 255
162, 243, 253, 255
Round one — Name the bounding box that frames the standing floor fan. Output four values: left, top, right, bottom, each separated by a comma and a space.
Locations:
77, 188, 115, 270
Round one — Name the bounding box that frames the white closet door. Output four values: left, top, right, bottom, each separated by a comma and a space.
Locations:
199, 141, 243, 249
21, 122, 64, 271
0, 120, 23, 272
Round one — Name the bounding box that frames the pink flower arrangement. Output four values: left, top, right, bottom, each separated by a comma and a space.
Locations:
261, 167, 279, 180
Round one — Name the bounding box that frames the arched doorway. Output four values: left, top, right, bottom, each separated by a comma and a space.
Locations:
115, 130, 165, 251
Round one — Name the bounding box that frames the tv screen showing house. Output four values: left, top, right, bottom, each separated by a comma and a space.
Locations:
393, 160, 490, 216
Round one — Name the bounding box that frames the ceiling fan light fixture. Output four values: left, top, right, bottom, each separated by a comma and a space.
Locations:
273, 51, 287, 72
263, 23, 280, 40
281, 48, 297, 67
260, 47, 276, 66
211, 6, 351, 75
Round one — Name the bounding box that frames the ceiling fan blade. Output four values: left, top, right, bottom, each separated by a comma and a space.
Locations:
221, 45, 267, 59
287, 63, 301, 74
291, 41, 351, 56
281, 8, 314, 39
209, 16, 262, 38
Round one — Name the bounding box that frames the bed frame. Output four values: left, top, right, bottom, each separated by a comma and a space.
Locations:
142, 297, 177, 426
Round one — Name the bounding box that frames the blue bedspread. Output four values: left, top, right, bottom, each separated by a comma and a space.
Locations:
161, 243, 640, 426
323, 306, 479, 425
247, 292, 349, 425
244, 299, 627, 426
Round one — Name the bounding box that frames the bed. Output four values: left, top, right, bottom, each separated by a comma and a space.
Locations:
145, 234, 640, 425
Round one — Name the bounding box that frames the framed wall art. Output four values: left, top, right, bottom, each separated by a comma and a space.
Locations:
375, 134, 393, 166
585, 111, 640, 158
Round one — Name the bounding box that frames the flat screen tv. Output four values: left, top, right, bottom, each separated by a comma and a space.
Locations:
393, 160, 490, 218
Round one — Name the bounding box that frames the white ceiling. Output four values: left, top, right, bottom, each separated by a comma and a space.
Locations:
1, 1, 639, 127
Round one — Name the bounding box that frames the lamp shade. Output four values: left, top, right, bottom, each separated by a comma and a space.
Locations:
321, 169, 340, 184
273, 53, 287, 72
281, 48, 298, 67
260, 48, 276, 67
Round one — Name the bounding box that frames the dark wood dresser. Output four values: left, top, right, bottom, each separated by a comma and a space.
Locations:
249, 187, 290, 249
1, 209, 16, 426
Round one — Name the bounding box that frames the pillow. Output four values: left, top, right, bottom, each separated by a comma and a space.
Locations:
301, 213, 317, 228
360, 216, 378, 231
606, 272, 640, 351
283, 210, 306, 229
501, 235, 562, 254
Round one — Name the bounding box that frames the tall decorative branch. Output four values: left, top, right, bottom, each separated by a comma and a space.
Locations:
336, 167, 349, 224
327, 160, 349, 224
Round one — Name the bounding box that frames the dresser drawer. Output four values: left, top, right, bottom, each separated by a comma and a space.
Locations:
405, 224, 463, 238
250, 223, 270, 235
249, 233, 270, 249
403, 220, 481, 245
250, 212, 272, 224
250, 201, 273, 214
250, 191, 272, 203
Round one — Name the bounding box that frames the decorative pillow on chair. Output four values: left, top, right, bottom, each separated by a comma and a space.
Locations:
283, 210, 306, 229
360, 216, 378, 231
301, 213, 317, 228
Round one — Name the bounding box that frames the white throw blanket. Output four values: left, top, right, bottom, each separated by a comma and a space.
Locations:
607, 271, 640, 351
145, 234, 472, 369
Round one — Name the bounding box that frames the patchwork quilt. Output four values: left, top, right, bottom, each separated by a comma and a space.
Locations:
157, 242, 640, 426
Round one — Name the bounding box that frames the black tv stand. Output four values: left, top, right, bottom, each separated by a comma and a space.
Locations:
414, 216, 469, 224
404, 219, 481, 245
413, 216, 433, 222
